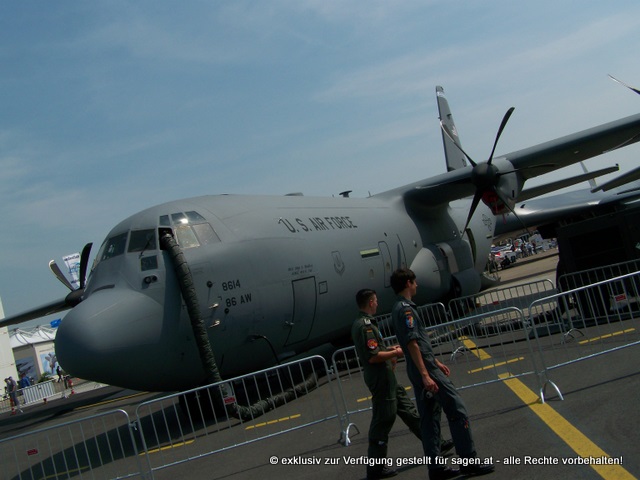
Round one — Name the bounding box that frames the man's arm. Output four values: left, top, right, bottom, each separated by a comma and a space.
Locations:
435, 358, 450, 376
368, 345, 403, 364
407, 339, 439, 393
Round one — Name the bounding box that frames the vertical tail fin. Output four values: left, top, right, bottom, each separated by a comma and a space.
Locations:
436, 86, 467, 171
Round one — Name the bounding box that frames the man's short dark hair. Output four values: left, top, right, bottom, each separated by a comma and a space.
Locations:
356, 288, 376, 309
390, 268, 416, 294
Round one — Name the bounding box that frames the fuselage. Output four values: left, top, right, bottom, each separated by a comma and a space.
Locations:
55, 192, 493, 391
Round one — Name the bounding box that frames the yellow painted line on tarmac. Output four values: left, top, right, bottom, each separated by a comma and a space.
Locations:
356, 395, 373, 403
467, 357, 525, 374
40, 466, 90, 479
459, 336, 491, 360
76, 391, 150, 410
139, 439, 195, 456
245, 414, 301, 430
578, 328, 635, 345
499, 374, 634, 480
463, 337, 635, 480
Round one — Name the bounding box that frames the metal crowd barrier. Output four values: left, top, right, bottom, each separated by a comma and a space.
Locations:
528, 270, 640, 398
1, 379, 109, 415
0, 382, 56, 414
134, 355, 342, 477
422, 307, 542, 393
448, 279, 556, 328
0, 409, 144, 480
18, 381, 56, 406
558, 258, 640, 292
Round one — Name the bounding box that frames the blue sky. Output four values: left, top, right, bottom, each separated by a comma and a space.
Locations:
2, 1, 640, 327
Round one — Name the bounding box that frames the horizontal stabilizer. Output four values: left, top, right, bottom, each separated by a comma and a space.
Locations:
518, 165, 619, 202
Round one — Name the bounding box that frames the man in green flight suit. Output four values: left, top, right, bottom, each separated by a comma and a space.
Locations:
351, 288, 452, 480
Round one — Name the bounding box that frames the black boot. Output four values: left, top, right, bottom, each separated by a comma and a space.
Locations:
367, 464, 398, 480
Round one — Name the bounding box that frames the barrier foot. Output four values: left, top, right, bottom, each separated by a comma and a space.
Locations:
561, 328, 584, 344
540, 379, 564, 404
339, 423, 359, 447
450, 345, 468, 361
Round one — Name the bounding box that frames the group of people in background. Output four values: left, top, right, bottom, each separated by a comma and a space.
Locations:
352, 268, 495, 480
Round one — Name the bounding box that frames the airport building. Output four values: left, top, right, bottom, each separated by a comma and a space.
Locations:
0, 298, 60, 384
9, 326, 59, 383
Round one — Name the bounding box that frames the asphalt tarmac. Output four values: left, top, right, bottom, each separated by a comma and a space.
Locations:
2, 249, 638, 480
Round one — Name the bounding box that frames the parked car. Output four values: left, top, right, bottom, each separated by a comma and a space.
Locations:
489, 245, 517, 269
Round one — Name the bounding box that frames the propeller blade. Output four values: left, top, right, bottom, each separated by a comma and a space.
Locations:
48, 260, 74, 291
440, 121, 477, 167
608, 74, 640, 95
79, 242, 93, 290
462, 190, 483, 234
487, 107, 515, 164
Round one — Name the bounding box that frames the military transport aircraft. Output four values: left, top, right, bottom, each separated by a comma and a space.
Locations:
2, 86, 640, 393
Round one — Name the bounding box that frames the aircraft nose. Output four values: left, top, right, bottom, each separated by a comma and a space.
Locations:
55, 288, 166, 390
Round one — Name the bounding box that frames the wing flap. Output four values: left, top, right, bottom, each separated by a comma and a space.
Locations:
518, 165, 619, 202
591, 165, 640, 192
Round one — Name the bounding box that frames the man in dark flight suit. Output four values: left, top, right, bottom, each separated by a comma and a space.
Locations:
351, 289, 452, 480
390, 268, 494, 480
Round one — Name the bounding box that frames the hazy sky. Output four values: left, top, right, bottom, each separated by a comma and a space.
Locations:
2, 1, 640, 327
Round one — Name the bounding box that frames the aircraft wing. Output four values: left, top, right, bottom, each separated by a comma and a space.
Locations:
502, 113, 640, 181
494, 180, 640, 236
0, 297, 69, 328
384, 112, 640, 206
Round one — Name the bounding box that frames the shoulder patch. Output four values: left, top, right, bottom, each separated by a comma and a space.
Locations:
367, 338, 378, 350
404, 308, 415, 329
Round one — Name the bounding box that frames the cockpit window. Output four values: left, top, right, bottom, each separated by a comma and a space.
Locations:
100, 232, 128, 261
158, 211, 221, 249
128, 229, 157, 253
171, 213, 188, 225
192, 223, 220, 245
186, 211, 206, 223
175, 225, 200, 248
